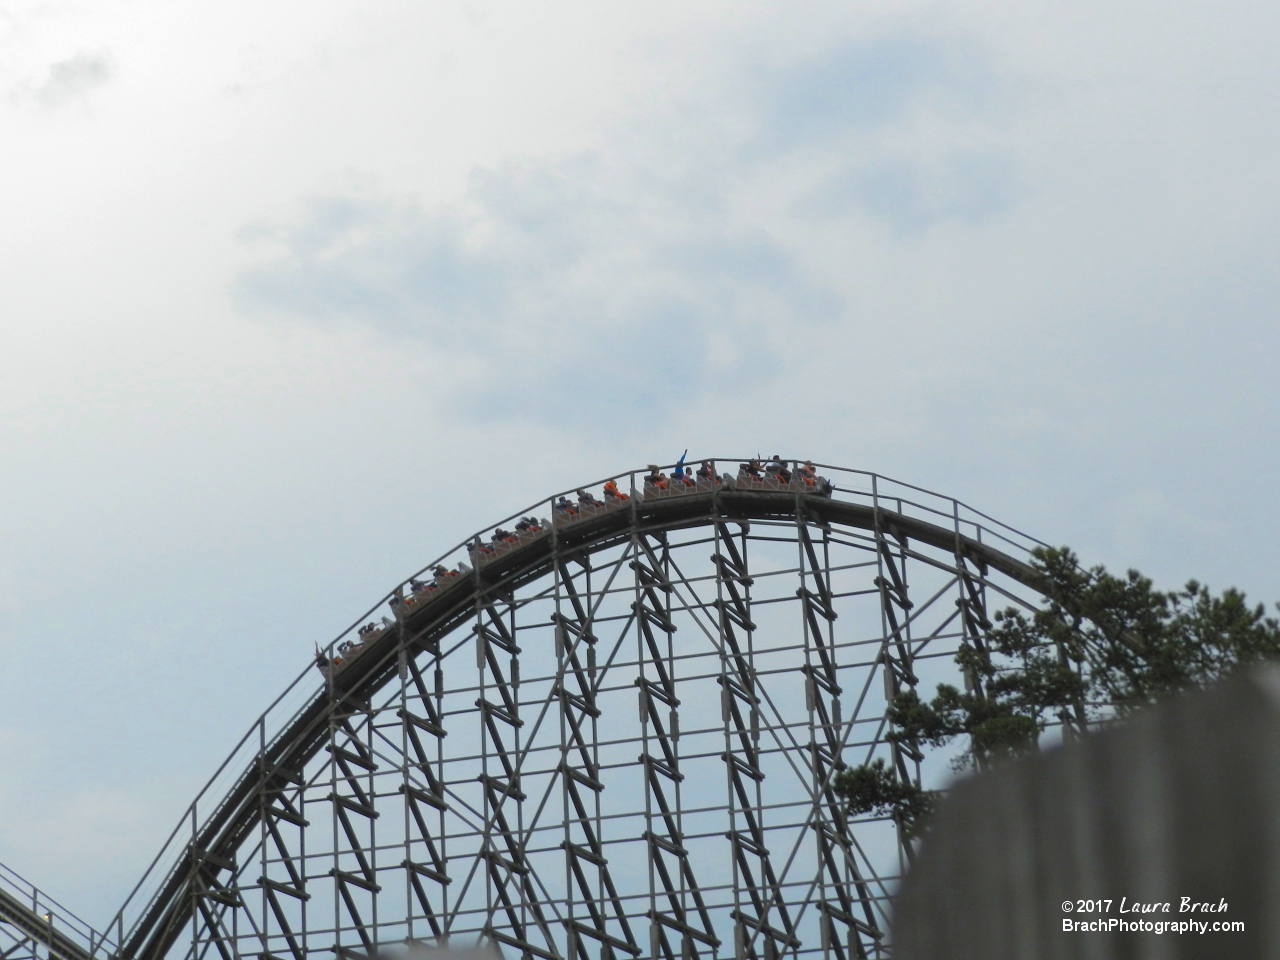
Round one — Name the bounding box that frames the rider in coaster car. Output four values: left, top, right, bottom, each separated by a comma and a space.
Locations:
741, 458, 764, 480
469, 535, 495, 555
432, 564, 455, 581
491, 528, 517, 543
798, 461, 817, 487
646, 465, 670, 490
515, 516, 541, 532
766, 456, 792, 483
671, 450, 695, 486
603, 479, 628, 501
670, 450, 691, 483
555, 496, 579, 514
578, 488, 602, 506
696, 460, 717, 482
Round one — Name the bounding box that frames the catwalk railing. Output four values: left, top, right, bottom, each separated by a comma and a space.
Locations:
0, 861, 116, 960
99, 459, 1050, 960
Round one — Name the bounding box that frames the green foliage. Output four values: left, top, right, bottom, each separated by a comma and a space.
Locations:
835, 546, 1280, 837
831, 759, 938, 839
1024, 546, 1280, 715
887, 605, 1086, 770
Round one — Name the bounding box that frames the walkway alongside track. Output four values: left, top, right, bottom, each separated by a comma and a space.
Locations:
1, 463, 1051, 960
0, 862, 114, 960
118, 477, 1042, 960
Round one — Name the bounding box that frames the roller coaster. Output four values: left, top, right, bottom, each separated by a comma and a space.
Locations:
0, 459, 1051, 960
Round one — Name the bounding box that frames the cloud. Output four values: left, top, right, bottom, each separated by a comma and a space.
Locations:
236, 196, 509, 347
234, 155, 838, 419
21, 51, 117, 109
233, 27, 1020, 422
809, 151, 1021, 233
755, 34, 988, 150
750, 34, 1021, 234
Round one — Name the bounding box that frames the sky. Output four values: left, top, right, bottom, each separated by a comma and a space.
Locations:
2, 0, 1278, 930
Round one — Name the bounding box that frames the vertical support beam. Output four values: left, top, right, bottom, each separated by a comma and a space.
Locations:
184, 804, 240, 960
555, 560, 641, 960
476, 596, 559, 960
326, 696, 381, 958
954, 548, 992, 700
873, 514, 922, 802
255, 723, 310, 960
799, 510, 882, 960
713, 520, 797, 960
633, 533, 719, 960
399, 638, 451, 945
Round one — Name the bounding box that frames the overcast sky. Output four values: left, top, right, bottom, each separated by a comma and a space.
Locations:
2, 0, 1278, 928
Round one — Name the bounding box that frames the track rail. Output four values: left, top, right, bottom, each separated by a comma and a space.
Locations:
0, 861, 115, 960
110, 466, 1043, 960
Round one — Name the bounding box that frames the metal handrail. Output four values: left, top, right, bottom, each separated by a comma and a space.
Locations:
0, 860, 116, 960
103, 457, 1049, 946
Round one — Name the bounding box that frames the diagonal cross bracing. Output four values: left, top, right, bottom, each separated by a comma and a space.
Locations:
634, 533, 720, 960
102, 467, 1049, 960
555, 557, 642, 960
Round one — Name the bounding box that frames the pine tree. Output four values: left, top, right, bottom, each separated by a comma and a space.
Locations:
834, 547, 1280, 836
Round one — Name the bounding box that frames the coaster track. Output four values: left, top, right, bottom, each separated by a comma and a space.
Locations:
0, 862, 116, 960
1, 461, 1052, 960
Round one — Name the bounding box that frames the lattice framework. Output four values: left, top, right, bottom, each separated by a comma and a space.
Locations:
1, 463, 1055, 960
